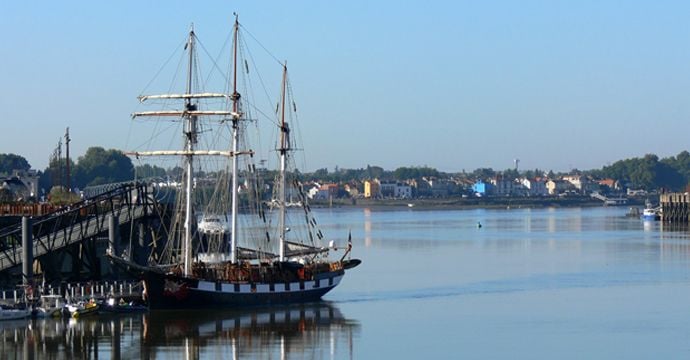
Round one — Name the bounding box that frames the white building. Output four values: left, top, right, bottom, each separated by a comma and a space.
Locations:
521, 178, 548, 196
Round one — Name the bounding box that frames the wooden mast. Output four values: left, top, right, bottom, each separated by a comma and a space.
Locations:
230, 14, 241, 264
278, 63, 288, 262
183, 25, 197, 277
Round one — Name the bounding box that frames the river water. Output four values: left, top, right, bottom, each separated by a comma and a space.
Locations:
3, 206, 690, 359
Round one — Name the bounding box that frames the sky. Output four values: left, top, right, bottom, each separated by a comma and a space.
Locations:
3, 1, 690, 174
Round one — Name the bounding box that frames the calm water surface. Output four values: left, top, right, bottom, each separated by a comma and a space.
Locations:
3, 206, 690, 359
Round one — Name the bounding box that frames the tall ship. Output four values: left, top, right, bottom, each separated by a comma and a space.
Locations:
110, 16, 360, 309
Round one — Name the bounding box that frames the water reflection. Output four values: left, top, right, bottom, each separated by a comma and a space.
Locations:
364, 207, 372, 247
0, 302, 359, 359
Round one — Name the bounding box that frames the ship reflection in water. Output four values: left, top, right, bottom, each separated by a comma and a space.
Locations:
0, 302, 359, 359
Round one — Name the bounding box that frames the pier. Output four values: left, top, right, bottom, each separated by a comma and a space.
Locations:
660, 193, 690, 223
0, 280, 143, 306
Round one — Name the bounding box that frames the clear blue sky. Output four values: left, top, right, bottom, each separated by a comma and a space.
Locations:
3, 1, 690, 173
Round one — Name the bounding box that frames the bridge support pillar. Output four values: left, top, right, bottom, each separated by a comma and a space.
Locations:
109, 215, 120, 278
21, 216, 33, 288
108, 215, 120, 255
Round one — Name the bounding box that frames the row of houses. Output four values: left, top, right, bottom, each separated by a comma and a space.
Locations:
305, 175, 624, 200
470, 175, 622, 197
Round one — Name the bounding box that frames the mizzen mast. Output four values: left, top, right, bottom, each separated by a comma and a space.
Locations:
278, 63, 289, 262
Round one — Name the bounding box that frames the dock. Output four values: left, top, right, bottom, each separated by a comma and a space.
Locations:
0, 280, 143, 306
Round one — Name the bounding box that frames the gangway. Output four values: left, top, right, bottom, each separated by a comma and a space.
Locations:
0, 182, 156, 272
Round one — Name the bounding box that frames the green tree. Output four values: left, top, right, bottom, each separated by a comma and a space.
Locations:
73, 147, 134, 188
135, 164, 167, 179
312, 168, 329, 181
600, 153, 684, 191
40, 157, 76, 192
471, 168, 496, 180
522, 168, 544, 179
48, 186, 80, 206
167, 166, 184, 178
393, 166, 439, 180
502, 168, 520, 180
365, 165, 384, 179
662, 150, 690, 183
0, 154, 30, 175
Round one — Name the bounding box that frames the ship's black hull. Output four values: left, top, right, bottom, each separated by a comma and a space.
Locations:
143, 269, 346, 310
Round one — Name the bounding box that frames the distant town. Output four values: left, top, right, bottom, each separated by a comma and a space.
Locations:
2, 148, 690, 208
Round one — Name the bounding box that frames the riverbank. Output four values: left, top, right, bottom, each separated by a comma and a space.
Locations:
310, 195, 646, 210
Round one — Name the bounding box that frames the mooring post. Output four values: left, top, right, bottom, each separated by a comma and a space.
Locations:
21, 216, 33, 293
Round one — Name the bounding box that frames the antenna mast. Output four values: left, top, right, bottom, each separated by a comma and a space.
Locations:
65, 127, 71, 193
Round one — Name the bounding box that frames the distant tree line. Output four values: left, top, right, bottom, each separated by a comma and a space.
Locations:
4, 149, 690, 196
586, 151, 690, 191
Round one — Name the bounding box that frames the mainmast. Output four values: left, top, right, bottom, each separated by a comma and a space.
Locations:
278, 63, 289, 262
229, 15, 241, 264
183, 25, 197, 277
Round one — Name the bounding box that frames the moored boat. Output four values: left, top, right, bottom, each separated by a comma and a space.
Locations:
0, 306, 31, 321
68, 300, 99, 318
642, 201, 661, 221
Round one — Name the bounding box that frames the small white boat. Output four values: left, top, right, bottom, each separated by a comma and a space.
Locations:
198, 215, 230, 234
642, 208, 660, 221
0, 306, 30, 321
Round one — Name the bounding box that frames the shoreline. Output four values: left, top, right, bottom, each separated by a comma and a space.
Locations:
309, 196, 646, 211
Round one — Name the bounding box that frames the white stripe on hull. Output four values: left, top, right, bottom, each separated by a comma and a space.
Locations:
194, 275, 343, 295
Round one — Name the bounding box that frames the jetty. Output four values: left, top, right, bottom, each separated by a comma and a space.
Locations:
660, 193, 690, 223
